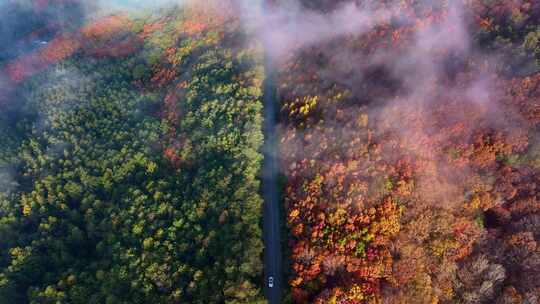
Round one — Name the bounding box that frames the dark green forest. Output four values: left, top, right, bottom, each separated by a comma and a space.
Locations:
0, 4, 265, 303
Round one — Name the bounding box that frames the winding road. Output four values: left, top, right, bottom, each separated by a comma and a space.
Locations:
262, 38, 282, 303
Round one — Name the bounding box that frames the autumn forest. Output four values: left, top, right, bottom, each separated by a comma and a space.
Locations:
0, 0, 539, 303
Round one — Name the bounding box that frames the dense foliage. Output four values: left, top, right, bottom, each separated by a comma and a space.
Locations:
0, 4, 265, 303
276, 0, 540, 303
2, 0, 540, 303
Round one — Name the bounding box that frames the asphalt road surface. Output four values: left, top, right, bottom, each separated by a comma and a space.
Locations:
262, 42, 282, 303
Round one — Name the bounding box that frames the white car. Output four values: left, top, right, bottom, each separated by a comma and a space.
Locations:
268, 276, 274, 288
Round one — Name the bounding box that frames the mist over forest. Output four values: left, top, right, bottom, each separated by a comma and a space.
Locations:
0, 0, 539, 303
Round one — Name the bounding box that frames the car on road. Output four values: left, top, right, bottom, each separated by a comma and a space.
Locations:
268, 276, 274, 288
32, 40, 48, 46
